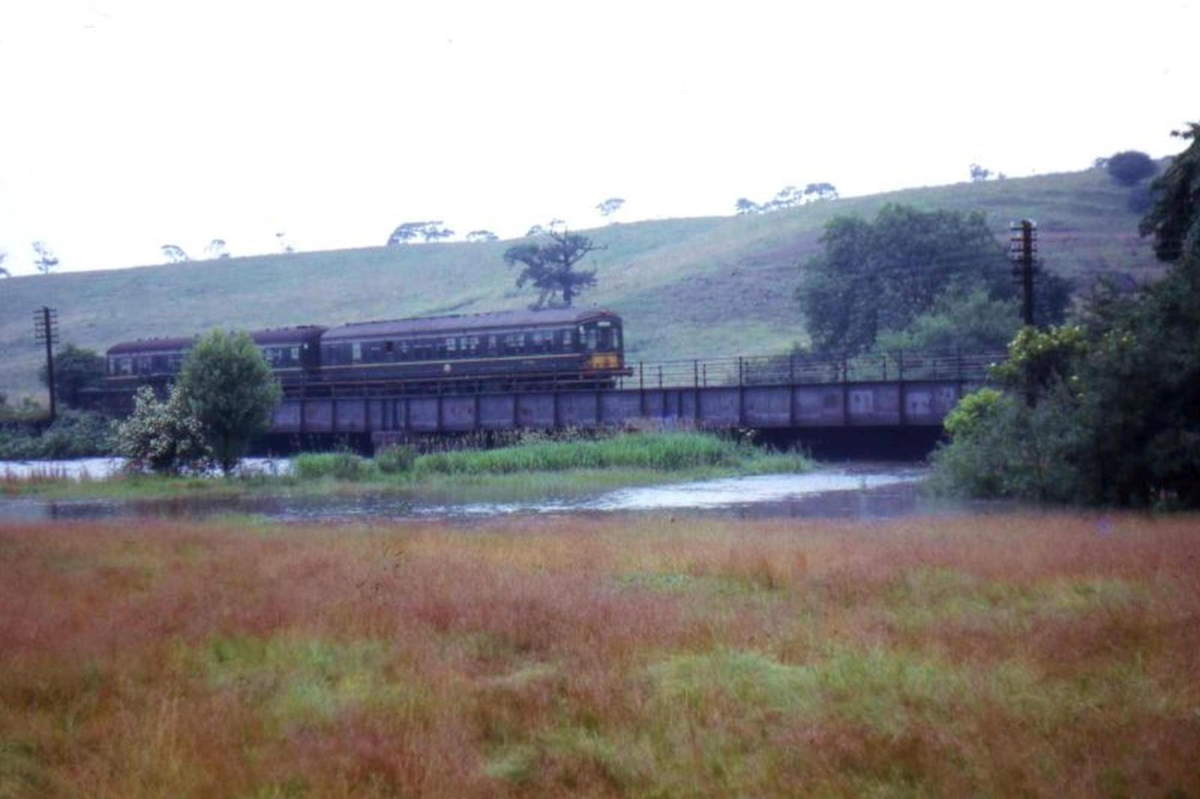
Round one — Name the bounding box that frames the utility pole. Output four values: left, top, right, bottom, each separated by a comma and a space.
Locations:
33, 306, 59, 421
1008, 219, 1038, 326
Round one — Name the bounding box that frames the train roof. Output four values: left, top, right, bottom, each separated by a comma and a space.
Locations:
321, 308, 620, 342
107, 326, 326, 356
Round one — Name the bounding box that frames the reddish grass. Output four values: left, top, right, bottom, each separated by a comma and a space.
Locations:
1, 512, 1198, 797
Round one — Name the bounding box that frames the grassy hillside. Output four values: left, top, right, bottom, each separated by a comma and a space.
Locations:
0, 167, 1160, 400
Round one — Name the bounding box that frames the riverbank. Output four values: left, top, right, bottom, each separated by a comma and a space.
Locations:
2, 511, 1196, 797
0, 431, 812, 503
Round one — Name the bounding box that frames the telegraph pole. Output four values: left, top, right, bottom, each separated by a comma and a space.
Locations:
1008, 219, 1038, 326
33, 306, 59, 421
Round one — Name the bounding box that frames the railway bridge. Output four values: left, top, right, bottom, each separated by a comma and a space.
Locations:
266, 351, 999, 453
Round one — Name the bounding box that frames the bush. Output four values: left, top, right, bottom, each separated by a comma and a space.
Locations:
293, 452, 372, 481
0, 410, 117, 459
116, 386, 213, 475
374, 444, 417, 474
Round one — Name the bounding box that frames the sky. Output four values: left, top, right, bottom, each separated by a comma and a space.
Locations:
0, 0, 1197, 275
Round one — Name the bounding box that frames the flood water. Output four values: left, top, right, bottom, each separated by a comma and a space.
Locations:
0, 462, 1007, 523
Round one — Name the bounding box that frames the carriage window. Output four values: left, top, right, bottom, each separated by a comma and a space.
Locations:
291, 346, 300, 361
489, 335, 498, 353
352, 342, 362, 363
384, 341, 394, 354
584, 328, 599, 351
446, 337, 456, 353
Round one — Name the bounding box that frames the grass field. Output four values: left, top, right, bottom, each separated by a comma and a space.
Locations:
0, 166, 1160, 400
2, 512, 1197, 797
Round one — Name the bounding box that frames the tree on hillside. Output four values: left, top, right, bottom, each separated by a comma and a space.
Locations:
504, 229, 602, 309
735, 198, 760, 215
205, 239, 230, 259
597, 198, 625, 220
176, 330, 281, 474
1106, 150, 1157, 187
421, 224, 455, 242
32, 241, 58, 274
969, 164, 992, 182
797, 204, 1068, 355
275, 232, 295, 253
0, 251, 8, 278
38, 344, 105, 409
804, 182, 839, 201
466, 230, 499, 243
161, 244, 190, 263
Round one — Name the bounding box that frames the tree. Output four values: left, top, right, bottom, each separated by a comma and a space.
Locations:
1139, 124, 1199, 263
797, 205, 1021, 354
466, 230, 499, 243
116, 385, 212, 475
503, 229, 602, 308
1106, 150, 1157, 187
803, 182, 838, 201
205, 239, 230, 259
32, 241, 58, 274
275, 232, 295, 253
596, 198, 625, 220
38, 344, 105, 409
176, 330, 282, 474
0, 250, 8, 278
421, 224, 455, 242
969, 163, 992, 182
161, 244, 190, 263
387, 221, 453, 245
735, 197, 759, 215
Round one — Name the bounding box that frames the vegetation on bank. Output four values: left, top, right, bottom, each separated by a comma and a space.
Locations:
2, 512, 1197, 797
933, 123, 1200, 507
2, 431, 811, 500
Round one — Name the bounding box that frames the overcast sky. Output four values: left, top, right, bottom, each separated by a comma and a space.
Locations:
1, 0, 1197, 275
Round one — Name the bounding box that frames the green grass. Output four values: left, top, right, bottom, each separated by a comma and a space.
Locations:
0, 167, 1160, 400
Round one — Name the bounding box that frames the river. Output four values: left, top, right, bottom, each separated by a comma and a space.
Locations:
0, 462, 1007, 523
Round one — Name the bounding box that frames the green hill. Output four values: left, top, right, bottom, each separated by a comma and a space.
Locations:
0, 167, 1160, 401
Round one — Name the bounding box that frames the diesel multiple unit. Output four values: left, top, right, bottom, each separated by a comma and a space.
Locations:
101, 309, 628, 404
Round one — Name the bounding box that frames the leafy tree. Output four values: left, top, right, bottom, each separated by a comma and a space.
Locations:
116, 385, 212, 475
803, 182, 838, 201
38, 344, 106, 409
388, 221, 453, 245
969, 164, 992, 182
735, 197, 759, 215
596, 197, 625, 219
0, 250, 8, 277
1139, 124, 1199, 263
32, 241, 58, 274
161, 244, 190, 263
421, 224, 455, 242
503, 229, 602, 308
797, 204, 1043, 354
176, 330, 281, 474
275, 232, 295, 253
1106, 150, 1157, 187
875, 287, 1021, 353
466, 230, 499, 243
205, 239, 230, 259
526, 224, 546, 237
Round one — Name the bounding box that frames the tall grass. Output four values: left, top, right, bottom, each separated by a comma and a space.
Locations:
291, 431, 810, 482
1, 512, 1198, 797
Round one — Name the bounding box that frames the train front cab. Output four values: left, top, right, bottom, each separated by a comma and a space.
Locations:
580, 316, 625, 375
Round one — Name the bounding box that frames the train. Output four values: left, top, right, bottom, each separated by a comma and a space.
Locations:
96, 308, 629, 411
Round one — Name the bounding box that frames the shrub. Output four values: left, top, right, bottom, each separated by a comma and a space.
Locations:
0, 410, 117, 459
374, 444, 417, 474
116, 386, 213, 475
293, 452, 372, 481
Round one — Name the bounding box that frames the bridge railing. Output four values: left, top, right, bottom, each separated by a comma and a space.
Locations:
618, 350, 1005, 390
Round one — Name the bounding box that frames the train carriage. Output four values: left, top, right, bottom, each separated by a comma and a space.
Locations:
316, 308, 627, 392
